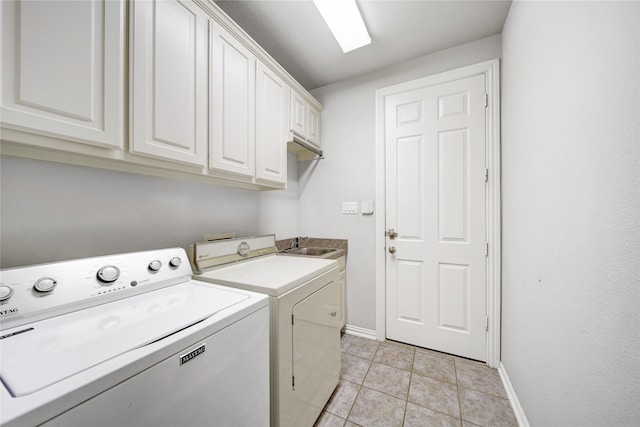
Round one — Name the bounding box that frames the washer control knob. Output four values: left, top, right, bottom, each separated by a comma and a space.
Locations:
0, 284, 14, 302
34, 277, 57, 293
169, 257, 182, 268
97, 265, 120, 284
148, 260, 162, 272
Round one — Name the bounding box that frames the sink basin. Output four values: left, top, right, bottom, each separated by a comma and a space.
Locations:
285, 247, 336, 256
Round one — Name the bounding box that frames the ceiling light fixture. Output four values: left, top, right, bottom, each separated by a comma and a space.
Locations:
312, 0, 371, 53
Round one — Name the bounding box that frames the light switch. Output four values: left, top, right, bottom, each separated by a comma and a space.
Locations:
342, 201, 358, 214
361, 200, 374, 215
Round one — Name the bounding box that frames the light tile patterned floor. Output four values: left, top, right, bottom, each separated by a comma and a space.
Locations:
315, 335, 518, 427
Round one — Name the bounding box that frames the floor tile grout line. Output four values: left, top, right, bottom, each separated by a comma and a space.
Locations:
401, 348, 417, 426
410, 369, 459, 386
400, 395, 409, 427
343, 359, 465, 424
454, 358, 465, 426
457, 383, 511, 401
342, 343, 378, 425
338, 338, 514, 426
323, 379, 360, 421
405, 375, 465, 422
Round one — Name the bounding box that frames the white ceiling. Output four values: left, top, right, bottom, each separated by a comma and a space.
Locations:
214, 0, 512, 90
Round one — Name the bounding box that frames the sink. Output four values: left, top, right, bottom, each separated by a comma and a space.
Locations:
285, 247, 336, 256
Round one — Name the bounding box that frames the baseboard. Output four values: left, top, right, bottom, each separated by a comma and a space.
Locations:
344, 324, 378, 340
498, 362, 530, 427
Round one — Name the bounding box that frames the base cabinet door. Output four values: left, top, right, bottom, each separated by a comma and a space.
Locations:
1, 0, 125, 148
255, 62, 288, 186
130, 0, 207, 166
209, 19, 256, 179
290, 281, 341, 427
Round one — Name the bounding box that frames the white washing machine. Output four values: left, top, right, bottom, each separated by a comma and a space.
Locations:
0, 248, 269, 427
191, 235, 341, 427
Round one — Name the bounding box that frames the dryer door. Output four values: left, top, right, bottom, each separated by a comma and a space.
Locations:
291, 280, 341, 424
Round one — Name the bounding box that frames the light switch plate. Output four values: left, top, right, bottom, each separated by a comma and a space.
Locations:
342, 201, 358, 214
361, 200, 374, 215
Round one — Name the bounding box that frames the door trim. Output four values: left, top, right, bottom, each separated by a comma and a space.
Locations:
374, 59, 501, 367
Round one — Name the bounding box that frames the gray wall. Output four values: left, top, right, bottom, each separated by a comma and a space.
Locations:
0, 35, 501, 333
0, 153, 300, 268
501, 1, 639, 425
306, 34, 502, 331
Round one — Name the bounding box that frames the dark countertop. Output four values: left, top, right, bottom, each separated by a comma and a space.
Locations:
275, 237, 348, 260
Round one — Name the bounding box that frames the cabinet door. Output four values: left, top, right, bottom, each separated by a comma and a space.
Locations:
1, 0, 124, 148
290, 90, 307, 139
307, 105, 321, 147
209, 20, 255, 179
256, 63, 288, 186
336, 255, 346, 329
130, 0, 207, 166
291, 281, 341, 426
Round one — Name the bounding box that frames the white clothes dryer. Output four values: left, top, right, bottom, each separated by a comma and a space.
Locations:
191, 235, 341, 427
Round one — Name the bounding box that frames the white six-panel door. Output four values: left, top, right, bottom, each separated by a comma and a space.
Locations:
385, 74, 487, 361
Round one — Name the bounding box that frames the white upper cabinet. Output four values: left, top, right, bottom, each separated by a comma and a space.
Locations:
130, 0, 207, 166
290, 90, 308, 139
1, 0, 125, 148
1, 0, 320, 190
289, 88, 321, 150
307, 105, 321, 146
255, 62, 288, 186
209, 19, 256, 179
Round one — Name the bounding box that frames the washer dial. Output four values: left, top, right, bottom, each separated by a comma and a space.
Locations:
97, 265, 120, 284
169, 257, 182, 268
34, 277, 57, 293
0, 284, 14, 302
148, 260, 162, 272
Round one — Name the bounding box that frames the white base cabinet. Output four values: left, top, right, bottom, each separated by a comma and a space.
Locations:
1, 0, 125, 149
337, 255, 346, 329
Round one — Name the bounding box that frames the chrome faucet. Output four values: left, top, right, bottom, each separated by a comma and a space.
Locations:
289, 236, 308, 250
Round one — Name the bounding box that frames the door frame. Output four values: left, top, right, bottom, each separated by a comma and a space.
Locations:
374, 59, 501, 367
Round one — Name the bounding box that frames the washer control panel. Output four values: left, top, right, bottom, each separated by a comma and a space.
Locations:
0, 248, 192, 331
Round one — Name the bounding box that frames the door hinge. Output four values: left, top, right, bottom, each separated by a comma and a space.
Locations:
292, 376, 295, 388
484, 94, 488, 108
484, 168, 489, 183
291, 314, 294, 325
485, 242, 489, 257
485, 316, 489, 332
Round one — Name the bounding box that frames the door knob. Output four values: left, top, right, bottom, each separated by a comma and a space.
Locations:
386, 228, 398, 240
388, 246, 396, 254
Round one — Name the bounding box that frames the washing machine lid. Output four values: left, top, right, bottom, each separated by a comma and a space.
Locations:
0, 281, 249, 397
197, 255, 338, 296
